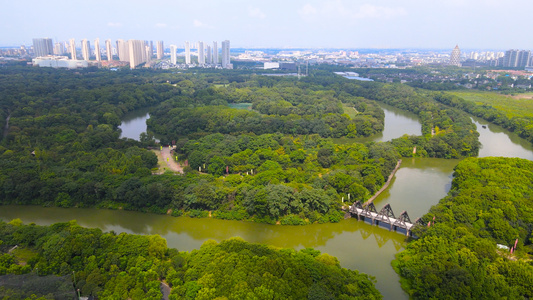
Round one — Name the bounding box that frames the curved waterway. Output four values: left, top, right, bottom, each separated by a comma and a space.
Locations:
333, 102, 422, 144
3, 105, 533, 299
0, 205, 406, 300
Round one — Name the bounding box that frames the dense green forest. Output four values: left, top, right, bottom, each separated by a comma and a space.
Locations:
0, 220, 382, 299
0, 66, 481, 223
394, 157, 533, 299
147, 79, 385, 140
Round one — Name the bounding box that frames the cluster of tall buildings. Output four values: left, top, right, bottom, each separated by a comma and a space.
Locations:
32, 37, 231, 69
452, 45, 532, 69
168, 40, 231, 68
500, 49, 531, 68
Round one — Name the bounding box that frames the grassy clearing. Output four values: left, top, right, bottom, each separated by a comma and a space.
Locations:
151, 149, 170, 174
12, 247, 38, 265
450, 91, 533, 119
342, 103, 359, 119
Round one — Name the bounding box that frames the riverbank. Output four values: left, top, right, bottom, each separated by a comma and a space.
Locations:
364, 160, 402, 206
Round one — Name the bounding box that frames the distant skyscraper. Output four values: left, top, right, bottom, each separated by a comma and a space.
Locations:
145, 44, 152, 63
81, 39, 91, 61
185, 41, 191, 64
198, 41, 205, 65
156, 41, 164, 59
221, 40, 231, 69
69, 39, 77, 60
503, 49, 531, 68
206, 45, 212, 64
94, 38, 101, 61
213, 41, 218, 65
32, 38, 53, 57
449, 45, 461, 67
53, 42, 65, 55
149, 41, 154, 58
128, 40, 148, 69
106, 39, 113, 61
117, 39, 129, 62
170, 45, 177, 64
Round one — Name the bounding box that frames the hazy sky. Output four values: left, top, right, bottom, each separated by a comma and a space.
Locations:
1, 0, 531, 49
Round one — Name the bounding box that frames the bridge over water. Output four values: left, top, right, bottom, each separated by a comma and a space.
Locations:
347, 201, 426, 236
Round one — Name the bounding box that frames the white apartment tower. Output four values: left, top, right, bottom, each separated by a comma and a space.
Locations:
170, 45, 177, 64
69, 38, 77, 60
198, 41, 205, 65
53, 42, 65, 55
32, 38, 54, 57
94, 38, 101, 61
185, 41, 191, 64
213, 41, 218, 65
156, 41, 164, 59
81, 39, 91, 61
106, 39, 113, 61
206, 45, 212, 64
221, 40, 230, 69
128, 40, 148, 69
117, 39, 129, 62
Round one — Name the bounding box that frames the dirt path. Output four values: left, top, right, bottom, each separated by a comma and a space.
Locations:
154, 147, 183, 174
161, 146, 184, 173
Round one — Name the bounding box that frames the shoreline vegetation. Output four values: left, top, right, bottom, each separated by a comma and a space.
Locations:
0, 220, 382, 299
393, 157, 533, 299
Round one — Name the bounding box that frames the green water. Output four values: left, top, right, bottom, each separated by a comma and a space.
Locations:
0, 205, 407, 300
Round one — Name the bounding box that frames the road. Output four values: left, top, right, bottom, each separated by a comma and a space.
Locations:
160, 146, 184, 174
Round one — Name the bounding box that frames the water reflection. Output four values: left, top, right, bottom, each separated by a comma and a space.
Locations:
118, 107, 151, 141
373, 158, 459, 220
0, 205, 407, 299
333, 102, 421, 144
472, 116, 533, 160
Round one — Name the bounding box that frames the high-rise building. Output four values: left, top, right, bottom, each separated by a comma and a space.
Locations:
503, 49, 531, 68
128, 40, 148, 69
53, 42, 65, 55
198, 41, 205, 65
449, 45, 461, 67
185, 41, 191, 64
117, 39, 129, 62
213, 41, 218, 65
145, 44, 151, 63
149, 41, 154, 58
69, 39, 77, 60
170, 45, 177, 64
81, 39, 91, 61
221, 40, 231, 69
156, 41, 164, 59
206, 45, 212, 64
106, 39, 113, 61
32, 38, 53, 57
94, 38, 102, 61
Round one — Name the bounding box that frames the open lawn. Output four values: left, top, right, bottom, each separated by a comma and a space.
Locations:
342, 103, 359, 119
12, 247, 38, 266
450, 91, 533, 119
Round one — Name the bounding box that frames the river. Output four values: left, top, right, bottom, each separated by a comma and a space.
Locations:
2, 104, 533, 299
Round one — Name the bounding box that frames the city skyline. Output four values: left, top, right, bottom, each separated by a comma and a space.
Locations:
1, 0, 532, 49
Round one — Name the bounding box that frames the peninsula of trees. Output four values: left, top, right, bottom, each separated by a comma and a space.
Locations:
0, 66, 482, 223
